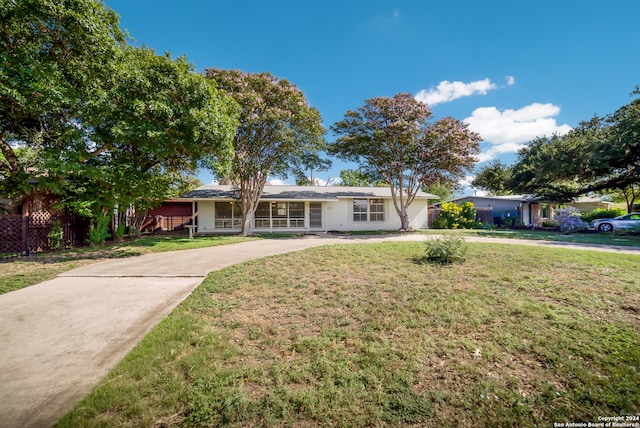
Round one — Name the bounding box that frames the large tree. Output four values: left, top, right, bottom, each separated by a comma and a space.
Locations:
508, 90, 640, 203
47, 46, 237, 240
471, 160, 513, 196
0, 0, 125, 213
329, 93, 480, 230
205, 69, 326, 236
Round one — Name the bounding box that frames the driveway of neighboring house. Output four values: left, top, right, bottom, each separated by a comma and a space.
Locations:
0, 234, 638, 427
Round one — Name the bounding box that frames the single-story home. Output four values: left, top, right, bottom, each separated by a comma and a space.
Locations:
438, 195, 552, 227
178, 185, 439, 233
439, 194, 614, 227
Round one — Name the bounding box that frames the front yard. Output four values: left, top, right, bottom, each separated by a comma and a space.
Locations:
58, 242, 639, 427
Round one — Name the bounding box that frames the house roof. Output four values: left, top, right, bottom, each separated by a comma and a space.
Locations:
443, 195, 530, 204
179, 185, 439, 201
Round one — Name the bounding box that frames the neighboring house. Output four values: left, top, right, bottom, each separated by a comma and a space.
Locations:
565, 196, 614, 212
437, 195, 555, 227
178, 185, 438, 233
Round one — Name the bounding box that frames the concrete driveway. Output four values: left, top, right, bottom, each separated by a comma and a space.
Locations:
0, 234, 638, 427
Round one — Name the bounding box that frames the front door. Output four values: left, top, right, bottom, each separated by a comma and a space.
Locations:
310, 202, 322, 229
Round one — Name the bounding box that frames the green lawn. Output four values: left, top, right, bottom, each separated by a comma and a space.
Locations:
421, 228, 640, 247
58, 242, 640, 427
0, 233, 261, 295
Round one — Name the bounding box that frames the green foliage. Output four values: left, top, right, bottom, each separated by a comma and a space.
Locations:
423, 182, 454, 202
205, 69, 326, 235
47, 220, 65, 250
0, 0, 125, 212
508, 89, 640, 201
424, 235, 468, 263
436, 201, 481, 229
579, 207, 625, 223
339, 169, 375, 187
114, 222, 126, 242
88, 212, 111, 246
471, 160, 513, 195
330, 93, 481, 230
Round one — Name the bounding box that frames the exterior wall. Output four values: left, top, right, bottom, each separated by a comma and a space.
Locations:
195, 198, 430, 233
148, 201, 192, 217
325, 198, 428, 231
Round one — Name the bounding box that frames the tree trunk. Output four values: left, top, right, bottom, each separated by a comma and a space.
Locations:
240, 206, 254, 236
399, 207, 410, 231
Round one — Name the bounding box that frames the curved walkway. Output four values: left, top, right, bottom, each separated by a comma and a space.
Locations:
0, 234, 638, 427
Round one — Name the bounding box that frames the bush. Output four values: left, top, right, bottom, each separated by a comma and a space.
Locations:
541, 219, 558, 228
425, 235, 468, 264
47, 220, 65, 250
579, 208, 624, 223
436, 202, 481, 229
88, 212, 111, 246
554, 207, 587, 233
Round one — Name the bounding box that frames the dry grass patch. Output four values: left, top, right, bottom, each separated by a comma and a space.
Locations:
60, 242, 639, 427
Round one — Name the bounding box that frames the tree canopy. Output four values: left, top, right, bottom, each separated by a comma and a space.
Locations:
471, 160, 513, 196
0, 1, 238, 242
506, 89, 640, 206
329, 93, 480, 230
204, 69, 327, 235
0, 0, 125, 213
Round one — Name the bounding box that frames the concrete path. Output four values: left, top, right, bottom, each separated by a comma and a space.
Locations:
0, 234, 638, 427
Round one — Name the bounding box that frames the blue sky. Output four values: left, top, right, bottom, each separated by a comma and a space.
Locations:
104, 0, 639, 194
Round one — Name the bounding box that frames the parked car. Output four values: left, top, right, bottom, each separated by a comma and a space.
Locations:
590, 213, 640, 232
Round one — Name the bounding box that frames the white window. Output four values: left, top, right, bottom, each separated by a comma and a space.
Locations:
214, 202, 241, 228
353, 198, 384, 222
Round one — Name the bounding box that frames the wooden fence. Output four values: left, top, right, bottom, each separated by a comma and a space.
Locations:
0, 214, 89, 259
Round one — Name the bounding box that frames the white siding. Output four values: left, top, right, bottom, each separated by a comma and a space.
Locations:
195, 198, 430, 232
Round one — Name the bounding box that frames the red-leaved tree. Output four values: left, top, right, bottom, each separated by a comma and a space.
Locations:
330, 93, 481, 230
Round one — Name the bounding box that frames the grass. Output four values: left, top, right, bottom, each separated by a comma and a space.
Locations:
421, 228, 640, 247
58, 242, 639, 427
0, 232, 270, 295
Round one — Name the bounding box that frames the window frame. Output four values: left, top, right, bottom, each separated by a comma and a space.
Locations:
352, 198, 385, 222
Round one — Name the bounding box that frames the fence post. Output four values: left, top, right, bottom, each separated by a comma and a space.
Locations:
25, 215, 30, 256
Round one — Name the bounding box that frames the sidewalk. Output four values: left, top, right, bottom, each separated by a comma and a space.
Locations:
0, 234, 638, 427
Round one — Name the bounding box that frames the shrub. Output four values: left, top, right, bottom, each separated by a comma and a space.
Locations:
541, 219, 558, 228
579, 208, 624, 223
436, 201, 481, 229
425, 235, 468, 264
47, 220, 65, 250
114, 222, 126, 242
88, 212, 111, 246
554, 207, 587, 233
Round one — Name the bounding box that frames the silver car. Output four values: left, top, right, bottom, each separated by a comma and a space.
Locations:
590, 213, 640, 232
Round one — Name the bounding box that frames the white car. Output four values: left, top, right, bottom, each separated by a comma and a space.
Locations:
590, 213, 640, 232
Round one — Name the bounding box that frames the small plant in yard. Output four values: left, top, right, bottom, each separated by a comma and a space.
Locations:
424, 235, 468, 263
47, 220, 66, 250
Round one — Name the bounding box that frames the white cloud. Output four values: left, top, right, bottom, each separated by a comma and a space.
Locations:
464, 103, 573, 164
268, 179, 286, 185
506, 75, 515, 86
415, 78, 497, 106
